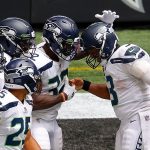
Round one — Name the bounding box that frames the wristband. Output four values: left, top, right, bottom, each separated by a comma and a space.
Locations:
60, 92, 66, 102
82, 80, 91, 91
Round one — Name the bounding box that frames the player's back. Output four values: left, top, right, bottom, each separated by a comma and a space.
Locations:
0, 89, 33, 149
104, 44, 150, 120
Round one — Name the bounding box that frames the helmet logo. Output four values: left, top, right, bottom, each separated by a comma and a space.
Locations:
16, 67, 34, 76
44, 22, 62, 36
0, 27, 16, 40
94, 33, 103, 44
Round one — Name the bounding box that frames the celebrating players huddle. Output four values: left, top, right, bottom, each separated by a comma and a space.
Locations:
0, 10, 149, 150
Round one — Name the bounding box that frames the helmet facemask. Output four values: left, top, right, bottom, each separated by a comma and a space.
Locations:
85, 47, 102, 69
0, 24, 36, 59
16, 36, 36, 58
54, 37, 78, 61
82, 22, 119, 68
43, 16, 79, 61
84, 32, 104, 69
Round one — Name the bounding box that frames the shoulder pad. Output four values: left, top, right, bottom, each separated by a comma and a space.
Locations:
123, 44, 145, 59
0, 90, 18, 111
125, 45, 140, 56
29, 50, 52, 70
110, 44, 146, 64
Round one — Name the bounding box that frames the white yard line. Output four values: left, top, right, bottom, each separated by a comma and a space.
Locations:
57, 93, 116, 119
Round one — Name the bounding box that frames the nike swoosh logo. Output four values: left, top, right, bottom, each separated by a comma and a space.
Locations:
130, 120, 136, 123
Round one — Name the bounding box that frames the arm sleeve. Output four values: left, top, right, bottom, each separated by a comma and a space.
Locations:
129, 59, 150, 84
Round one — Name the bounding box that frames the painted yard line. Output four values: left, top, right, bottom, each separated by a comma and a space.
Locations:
69, 66, 103, 71
57, 93, 116, 119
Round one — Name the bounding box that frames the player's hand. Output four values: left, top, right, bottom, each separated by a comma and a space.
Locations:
95, 10, 119, 24
69, 78, 84, 91
63, 82, 77, 100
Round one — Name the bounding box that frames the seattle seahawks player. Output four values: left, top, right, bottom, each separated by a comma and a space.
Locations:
0, 45, 10, 90
71, 11, 150, 150
30, 15, 78, 150
0, 17, 37, 90
0, 58, 42, 150
0, 16, 76, 150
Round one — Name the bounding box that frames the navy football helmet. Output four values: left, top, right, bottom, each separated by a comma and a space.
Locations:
43, 15, 79, 61
81, 22, 118, 68
4, 58, 42, 94
0, 17, 36, 58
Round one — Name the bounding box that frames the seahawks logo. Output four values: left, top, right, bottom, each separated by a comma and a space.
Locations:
0, 27, 16, 40
121, 0, 145, 13
94, 33, 103, 44
16, 67, 34, 76
44, 22, 62, 36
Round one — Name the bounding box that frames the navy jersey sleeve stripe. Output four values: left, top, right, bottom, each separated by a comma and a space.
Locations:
26, 100, 33, 105
38, 61, 53, 74
0, 101, 18, 111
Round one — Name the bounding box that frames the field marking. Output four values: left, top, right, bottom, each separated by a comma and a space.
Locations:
57, 93, 116, 119
69, 66, 103, 71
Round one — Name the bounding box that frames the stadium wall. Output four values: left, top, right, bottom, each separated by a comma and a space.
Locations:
57, 93, 120, 150
0, 0, 150, 24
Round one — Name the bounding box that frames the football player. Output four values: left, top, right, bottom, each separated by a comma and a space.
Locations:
30, 15, 79, 150
31, 12, 119, 150
0, 17, 36, 90
0, 58, 41, 149
0, 16, 77, 150
71, 11, 150, 150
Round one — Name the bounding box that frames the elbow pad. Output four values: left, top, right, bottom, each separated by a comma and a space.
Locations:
130, 60, 150, 84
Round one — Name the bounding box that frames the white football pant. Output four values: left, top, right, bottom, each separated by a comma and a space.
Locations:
31, 118, 63, 150
115, 110, 150, 150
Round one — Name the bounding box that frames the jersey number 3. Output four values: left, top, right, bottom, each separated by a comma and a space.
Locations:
106, 75, 118, 106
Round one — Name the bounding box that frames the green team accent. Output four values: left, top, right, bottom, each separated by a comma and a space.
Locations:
48, 69, 68, 95
66, 39, 74, 44
5, 117, 30, 146
106, 75, 118, 106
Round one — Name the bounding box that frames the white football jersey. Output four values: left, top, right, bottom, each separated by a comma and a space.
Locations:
32, 42, 70, 120
104, 44, 150, 121
0, 53, 11, 90
0, 89, 33, 150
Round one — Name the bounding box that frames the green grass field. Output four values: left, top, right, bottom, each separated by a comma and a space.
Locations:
36, 29, 150, 83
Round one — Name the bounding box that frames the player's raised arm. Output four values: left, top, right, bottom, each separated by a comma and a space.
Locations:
95, 10, 119, 24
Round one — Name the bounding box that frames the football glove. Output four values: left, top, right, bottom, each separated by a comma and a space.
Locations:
95, 10, 119, 24
63, 82, 76, 101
